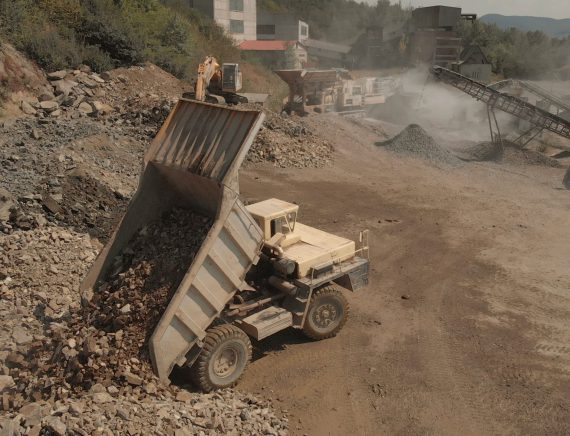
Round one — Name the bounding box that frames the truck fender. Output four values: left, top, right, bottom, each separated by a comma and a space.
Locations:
333, 262, 369, 292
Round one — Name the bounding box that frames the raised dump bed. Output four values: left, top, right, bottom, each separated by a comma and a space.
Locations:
81, 100, 265, 381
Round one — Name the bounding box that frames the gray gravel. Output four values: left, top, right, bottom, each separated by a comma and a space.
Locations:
376, 124, 460, 166
452, 141, 504, 162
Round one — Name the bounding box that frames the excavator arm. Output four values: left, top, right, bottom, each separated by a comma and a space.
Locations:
195, 56, 220, 101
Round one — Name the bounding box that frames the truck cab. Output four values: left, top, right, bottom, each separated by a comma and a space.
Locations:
246, 198, 359, 279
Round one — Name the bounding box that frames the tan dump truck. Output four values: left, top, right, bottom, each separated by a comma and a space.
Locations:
81, 100, 369, 391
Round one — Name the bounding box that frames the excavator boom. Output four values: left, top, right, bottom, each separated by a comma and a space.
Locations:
195, 56, 220, 102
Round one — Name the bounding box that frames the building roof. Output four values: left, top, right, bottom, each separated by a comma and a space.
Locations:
459, 45, 490, 64
303, 39, 351, 54
238, 40, 298, 51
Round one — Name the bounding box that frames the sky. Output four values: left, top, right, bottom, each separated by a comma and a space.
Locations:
359, 0, 570, 19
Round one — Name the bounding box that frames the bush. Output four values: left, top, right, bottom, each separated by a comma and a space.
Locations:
0, 0, 243, 80
80, 45, 114, 72
23, 28, 82, 71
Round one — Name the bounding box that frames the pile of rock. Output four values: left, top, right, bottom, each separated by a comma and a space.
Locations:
247, 110, 334, 168
0, 117, 137, 238
19, 66, 113, 120
452, 141, 504, 162
42, 168, 129, 242
376, 124, 460, 166
4, 209, 212, 403
1, 389, 287, 436
0, 210, 289, 435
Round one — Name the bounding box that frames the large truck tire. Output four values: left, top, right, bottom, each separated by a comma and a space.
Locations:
190, 325, 252, 392
302, 285, 350, 340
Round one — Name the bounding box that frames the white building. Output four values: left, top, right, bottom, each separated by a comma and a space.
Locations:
256, 11, 309, 42
190, 0, 257, 42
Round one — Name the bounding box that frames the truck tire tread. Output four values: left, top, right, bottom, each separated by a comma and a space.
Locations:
302, 285, 350, 340
190, 324, 252, 392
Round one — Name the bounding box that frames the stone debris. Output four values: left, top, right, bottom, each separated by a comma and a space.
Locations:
376, 124, 460, 166
3, 209, 211, 405
452, 141, 504, 162
0, 118, 140, 238
0, 211, 289, 434
247, 110, 334, 168
501, 140, 562, 168
564, 167, 570, 190
0, 391, 288, 436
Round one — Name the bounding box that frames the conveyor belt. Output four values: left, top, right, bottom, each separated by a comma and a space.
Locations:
489, 79, 570, 114
431, 67, 570, 141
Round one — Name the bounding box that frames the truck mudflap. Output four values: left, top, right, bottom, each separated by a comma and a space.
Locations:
80, 100, 265, 382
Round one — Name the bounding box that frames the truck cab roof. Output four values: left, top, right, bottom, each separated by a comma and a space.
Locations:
246, 198, 299, 221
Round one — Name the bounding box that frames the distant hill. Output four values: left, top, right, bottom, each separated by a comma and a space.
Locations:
480, 14, 570, 38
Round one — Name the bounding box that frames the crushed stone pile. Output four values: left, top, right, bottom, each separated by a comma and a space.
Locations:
5, 209, 211, 404
42, 169, 128, 242
452, 141, 504, 162
0, 118, 139, 238
376, 124, 460, 166
564, 168, 570, 190
15, 63, 180, 142
1, 390, 286, 436
501, 141, 562, 168
0, 210, 289, 435
247, 110, 334, 168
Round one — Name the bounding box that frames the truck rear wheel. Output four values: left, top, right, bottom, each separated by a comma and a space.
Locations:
303, 285, 349, 340
190, 325, 252, 392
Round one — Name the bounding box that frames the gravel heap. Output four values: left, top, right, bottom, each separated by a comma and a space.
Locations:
6, 209, 211, 403
376, 124, 460, 166
452, 141, 504, 162
0, 210, 289, 435
501, 141, 562, 168
42, 168, 128, 242
564, 168, 570, 190
0, 117, 139, 239
247, 110, 334, 168
0, 118, 105, 199
18, 67, 114, 121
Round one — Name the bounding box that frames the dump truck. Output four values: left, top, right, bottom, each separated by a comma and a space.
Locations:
81, 100, 370, 391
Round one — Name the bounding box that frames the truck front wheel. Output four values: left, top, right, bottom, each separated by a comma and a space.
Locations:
303, 285, 350, 340
190, 325, 252, 392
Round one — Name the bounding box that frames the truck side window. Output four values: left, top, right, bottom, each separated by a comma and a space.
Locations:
271, 217, 288, 236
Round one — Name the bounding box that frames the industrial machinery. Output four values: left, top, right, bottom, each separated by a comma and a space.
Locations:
184, 56, 248, 105
431, 66, 570, 146
275, 68, 394, 115
81, 100, 370, 392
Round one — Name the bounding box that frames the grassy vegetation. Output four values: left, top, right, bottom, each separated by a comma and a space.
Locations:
0, 0, 240, 78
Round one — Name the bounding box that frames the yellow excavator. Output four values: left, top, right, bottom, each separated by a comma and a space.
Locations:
184, 56, 248, 105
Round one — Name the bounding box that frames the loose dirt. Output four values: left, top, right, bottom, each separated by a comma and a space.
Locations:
239, 113, 570, 436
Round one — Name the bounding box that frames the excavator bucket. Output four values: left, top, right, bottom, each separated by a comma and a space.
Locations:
81, 100, 266, 381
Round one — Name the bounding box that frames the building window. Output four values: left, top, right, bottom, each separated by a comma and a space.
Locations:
300, 25, 308, 37
257, 24, 276, 35
229, 0, 244, 12
230, 19, 244, 34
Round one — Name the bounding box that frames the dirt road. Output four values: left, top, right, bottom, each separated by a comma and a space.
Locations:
239, 115, 570, 435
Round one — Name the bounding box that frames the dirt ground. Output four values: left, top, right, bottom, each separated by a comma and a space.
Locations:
238, 114, 570, 436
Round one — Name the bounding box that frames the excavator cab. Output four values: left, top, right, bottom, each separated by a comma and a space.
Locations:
221, 63, 242, 93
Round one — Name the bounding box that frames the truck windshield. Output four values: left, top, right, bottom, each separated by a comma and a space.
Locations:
270, 212, 297, 236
